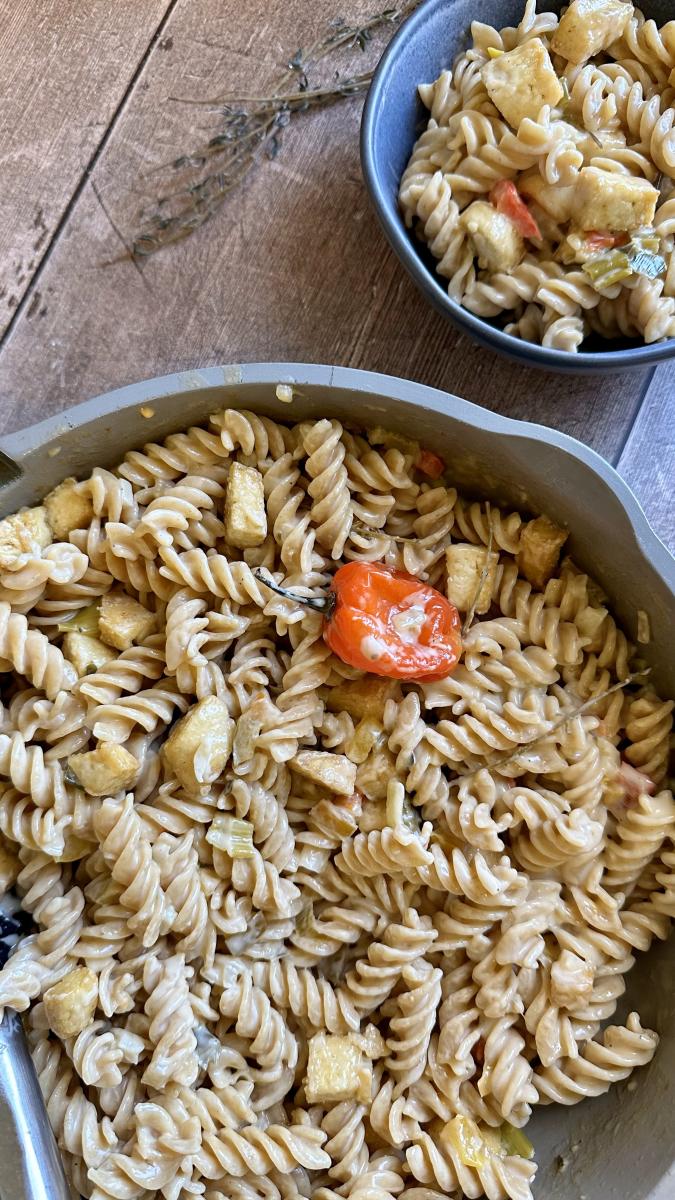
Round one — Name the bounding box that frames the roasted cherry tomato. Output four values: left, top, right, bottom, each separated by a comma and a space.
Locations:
585, 230, 629, 253
416, 449, 446, 479
489, 180, 541, 241
323, 561, 462, 681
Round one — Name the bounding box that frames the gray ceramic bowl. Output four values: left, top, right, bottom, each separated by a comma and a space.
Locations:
0, 363, 673, 1199
361, 0, 675, 372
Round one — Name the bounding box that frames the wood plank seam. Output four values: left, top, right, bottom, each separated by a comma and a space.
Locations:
611, 366, 657, 467
0, 0, 182, 358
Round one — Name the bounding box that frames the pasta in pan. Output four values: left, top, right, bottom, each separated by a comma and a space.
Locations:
0, 403, 671, 1200
400, 1, 675, 350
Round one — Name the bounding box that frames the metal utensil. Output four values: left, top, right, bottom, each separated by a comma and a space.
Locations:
0, 1012, 70, 1200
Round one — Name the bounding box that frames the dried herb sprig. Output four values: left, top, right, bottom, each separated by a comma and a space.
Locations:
454, 669, 649, 782
130, 3, 419, 259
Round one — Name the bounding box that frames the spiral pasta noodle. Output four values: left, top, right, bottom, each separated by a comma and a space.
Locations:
0, 401, 667, 1200
400, 2, 675, 351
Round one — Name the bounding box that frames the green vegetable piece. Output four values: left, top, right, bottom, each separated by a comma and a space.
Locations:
206, 815, 255, 858
57, 603, 100, 635
583, 249, 633, 288
500, 1122, 535, 1160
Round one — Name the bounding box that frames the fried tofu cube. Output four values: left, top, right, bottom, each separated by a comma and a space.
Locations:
345, 717, 384, 765
552, 0, 634, 65
519, 170, 577, 224
481, 40, 563, 129
460, 201, 525, 273
44, 478, 94, 540
163, 696, 235, 795
357, 749, 395, 803
291, 750, 357, 796
326, 677, 399, 722
68, 743, 139, 796
0, 506, 51, 570
98, 590, 156, 651
445, 543, 499, 614
44, 967, 98, 1039
306, 1034, 370, 1103
516, 516, 568, 590
572, 166, 658, 232
62, 632, 116, 676
550, 950, 594, 1008
311, 794, 361, 839
225, 462, 267, 548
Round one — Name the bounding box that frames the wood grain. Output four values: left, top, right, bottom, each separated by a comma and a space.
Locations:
617, 363, 674, 551
0, 0, 669, 553
0, 0, 174, 338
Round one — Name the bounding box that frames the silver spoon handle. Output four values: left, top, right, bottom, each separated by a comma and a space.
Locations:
0, 1013, 70, 1200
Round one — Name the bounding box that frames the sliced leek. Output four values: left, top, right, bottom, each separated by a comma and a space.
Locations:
57, 603, 100, 635
206, 815, 255, 858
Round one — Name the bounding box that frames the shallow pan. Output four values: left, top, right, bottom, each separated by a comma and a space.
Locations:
0, 363, 673, 1199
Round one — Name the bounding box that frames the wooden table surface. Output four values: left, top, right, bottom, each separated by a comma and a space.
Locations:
0, 0, 672, 549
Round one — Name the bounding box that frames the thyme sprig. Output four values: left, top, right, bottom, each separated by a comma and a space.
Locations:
454, 669, 650, 782
130, 3, 419, 259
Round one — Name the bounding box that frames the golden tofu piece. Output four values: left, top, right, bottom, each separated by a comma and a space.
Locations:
355, 1059, 373, 1103
98, 590, 156, 650
460, 201, 525, 272
357, 748, 396, 803
291, 750, 357, 796
552, 0, 634, 64
358, 798, 387, 833
481, 40, 563, 129
306, 1034, 369, 1103
445, 543, 499, 614
44, 967, 98, 1039
573, 166, 658, 232
162, 696, 235, 795
44, 477, 94, 540
62, 632, 116, 676
69, 743, 139, 796
575, 604, 608, 641
225, 462, 267, 548
326, 677, 399, 722
550, 950, 594, 1008
516, 516, 568, 590
345, 718, 384, 765
520, 170, 577, 224
0, 507, 51, 570
311, 794, 362, 839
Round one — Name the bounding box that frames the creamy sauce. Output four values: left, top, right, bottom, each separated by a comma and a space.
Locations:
391, 604, 426, 644
360, 634, 388, 662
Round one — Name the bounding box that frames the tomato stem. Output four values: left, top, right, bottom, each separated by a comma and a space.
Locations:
254, 568, 334, 614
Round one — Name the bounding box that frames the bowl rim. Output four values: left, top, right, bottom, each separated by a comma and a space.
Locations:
0, 360, 672, 590
360, 0, 675, 372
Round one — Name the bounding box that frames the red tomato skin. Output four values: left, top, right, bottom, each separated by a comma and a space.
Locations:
586, 234, 629, 255
489, 180, 541, 240
417, 449, 445, 480
323, 561, 462, 681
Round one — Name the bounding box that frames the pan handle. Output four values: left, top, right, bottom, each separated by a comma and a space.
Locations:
0, 1013, 70, 1200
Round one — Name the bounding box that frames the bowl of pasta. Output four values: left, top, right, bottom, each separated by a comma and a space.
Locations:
0, 362, 672, 1200
361, 0, 675, 369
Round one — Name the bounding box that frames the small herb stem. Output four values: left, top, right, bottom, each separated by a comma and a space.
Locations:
254, 569, 332, 614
